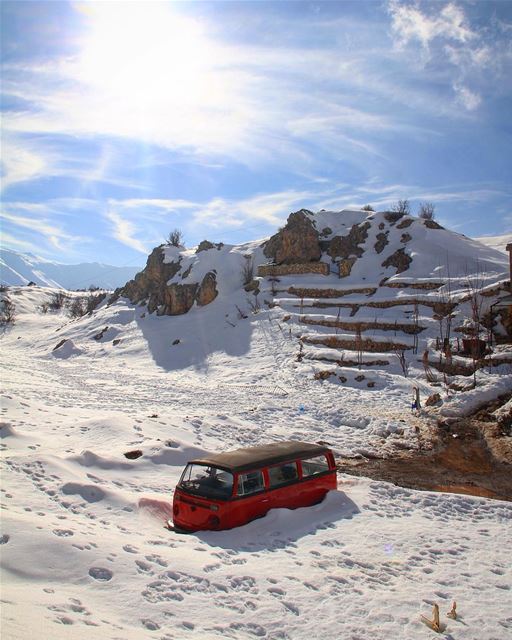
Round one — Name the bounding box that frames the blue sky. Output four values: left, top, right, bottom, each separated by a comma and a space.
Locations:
1, 0, 511, 266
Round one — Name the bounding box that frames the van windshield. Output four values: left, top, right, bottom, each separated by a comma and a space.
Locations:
179, 464, 234, 500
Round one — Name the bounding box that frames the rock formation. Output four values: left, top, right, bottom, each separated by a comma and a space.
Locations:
264, 210, 321, 264
113, 246, 218, 316
328, 222, 370, 261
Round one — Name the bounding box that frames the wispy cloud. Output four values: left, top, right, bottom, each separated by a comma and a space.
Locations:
0, 138, 50, 189
388, 1, 509, 111
389, 2, 477, 49
1, 207, 89, 252
104, 209, 150, 254
1, 1, 466, 182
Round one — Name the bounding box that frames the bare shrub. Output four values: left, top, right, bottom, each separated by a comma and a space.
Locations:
391, 199, 410, 216
362, 204, 374, 212
166, 229, 183, 247
40, 302, 50, 314
241, 256, 254, 286
49, 291, 67, 310
1, 299, 16, 325
355, 323, 363, 369
422, 349, 436, 383
394, 347, 409, 377
86, 293, 107, 314
465, 265, 486, 387
418, 202, 435, 220
68, 297, 86, 318
246, 295, 260, 314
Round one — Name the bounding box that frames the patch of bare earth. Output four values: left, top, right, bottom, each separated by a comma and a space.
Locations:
337, 393, 512, 501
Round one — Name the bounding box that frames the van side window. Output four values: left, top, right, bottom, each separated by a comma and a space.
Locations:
238, 470, 264, 496
268, 462, 298, 487
301, 455, 329, 477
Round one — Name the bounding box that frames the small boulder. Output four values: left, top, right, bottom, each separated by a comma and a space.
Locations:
124, 450, 143, 460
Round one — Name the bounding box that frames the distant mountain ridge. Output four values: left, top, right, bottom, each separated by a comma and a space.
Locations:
0, 248, 141, 290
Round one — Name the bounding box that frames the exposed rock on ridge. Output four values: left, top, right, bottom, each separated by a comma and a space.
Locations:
264, 210, 321, 264
113, 246, 218, 315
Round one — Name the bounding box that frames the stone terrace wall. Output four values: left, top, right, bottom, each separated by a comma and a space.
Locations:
257, 263, 330, 277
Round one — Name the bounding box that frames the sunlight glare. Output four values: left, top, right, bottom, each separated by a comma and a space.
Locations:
77, 3, 217, 110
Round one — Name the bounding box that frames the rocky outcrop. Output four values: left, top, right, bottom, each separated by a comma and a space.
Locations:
196, 272, 218, 306
396, 217, 413, 229
114, 246, 182, 312
328, 222, 370, 261
338, 258, 357, 278
381, 248, 412, 274
160, 283, 198, 315
374, 232, 389, 255
264, 210, 321, 264
424, 220, 444, 230
384, 211, 405, 224
196, 240, 224, 253
114, 247, 218, 316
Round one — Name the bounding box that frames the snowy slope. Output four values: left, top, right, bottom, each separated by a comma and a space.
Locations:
2, 283, 512, 640
0, 248, 141, 289
2, 211, 512, 640
475, 233, 511, 254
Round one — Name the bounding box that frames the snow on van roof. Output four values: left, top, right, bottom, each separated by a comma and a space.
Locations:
190, 441, 330, 473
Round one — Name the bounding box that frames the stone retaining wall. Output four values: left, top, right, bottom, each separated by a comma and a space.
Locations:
257, 262, 330, 277
382, 281, 443, 290
302, 335, 411, 352
299, 316, 425, 335
287, 286, 377, 298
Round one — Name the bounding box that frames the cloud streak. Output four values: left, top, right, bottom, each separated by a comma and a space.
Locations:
1, 207, 89, 252
104, 209, 149, 255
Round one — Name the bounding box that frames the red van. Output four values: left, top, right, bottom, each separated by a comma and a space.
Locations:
171, 441, 337, 532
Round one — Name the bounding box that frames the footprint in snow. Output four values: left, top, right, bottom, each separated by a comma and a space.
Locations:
135, 560, 153, 573
122, 544, 138, 554
141, 619, 160, 631
88, 567, 113, 581
52, 529, 74, 537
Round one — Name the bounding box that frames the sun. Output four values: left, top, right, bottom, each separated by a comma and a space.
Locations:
76, 2, 216, 109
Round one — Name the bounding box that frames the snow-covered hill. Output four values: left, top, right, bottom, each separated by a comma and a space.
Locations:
0, 248, 141, 289
2, 208, 511, 640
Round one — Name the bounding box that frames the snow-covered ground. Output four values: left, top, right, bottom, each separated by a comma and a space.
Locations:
475, 234, 511, 255
1, 285, 511, 640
